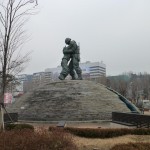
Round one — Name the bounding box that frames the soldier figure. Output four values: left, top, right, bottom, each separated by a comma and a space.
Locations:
58, 44, 76, 80
58, 38, 82, 80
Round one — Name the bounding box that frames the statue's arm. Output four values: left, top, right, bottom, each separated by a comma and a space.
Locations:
63, 47, 74, 54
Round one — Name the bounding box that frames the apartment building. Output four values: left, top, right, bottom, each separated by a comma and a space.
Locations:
80, 61, 106, 79
17, 72, 52, 93
45, 66, 62, 81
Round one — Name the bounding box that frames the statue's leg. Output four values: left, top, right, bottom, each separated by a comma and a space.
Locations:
73, 57, 83, 80
59, 58, 69, 80
68, 59, 76, 80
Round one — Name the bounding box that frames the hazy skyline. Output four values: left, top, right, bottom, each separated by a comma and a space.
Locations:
22, 0, 150, 76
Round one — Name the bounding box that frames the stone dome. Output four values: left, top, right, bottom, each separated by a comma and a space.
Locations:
8, 80, 139, 121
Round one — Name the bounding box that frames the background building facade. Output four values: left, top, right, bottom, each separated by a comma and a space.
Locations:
16, 61, 106, 93
80, 61, 106, 79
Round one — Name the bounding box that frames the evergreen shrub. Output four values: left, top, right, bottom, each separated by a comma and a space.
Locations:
5, 123, 34, 131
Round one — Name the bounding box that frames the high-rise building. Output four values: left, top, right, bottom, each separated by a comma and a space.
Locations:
17, 72, 53, 93
14, 74, 32, 96
44, 71, 52, 83
45, 66, 62, 81
17, 74, 32, 92
80, 61, 106, 79
32, 72, 52, 86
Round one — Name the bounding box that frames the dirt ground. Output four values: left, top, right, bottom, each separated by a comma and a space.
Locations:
73, 135, 150, 150
20, 120, 135, 130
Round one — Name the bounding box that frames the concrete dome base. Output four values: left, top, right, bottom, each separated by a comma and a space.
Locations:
8, 80, 139, 121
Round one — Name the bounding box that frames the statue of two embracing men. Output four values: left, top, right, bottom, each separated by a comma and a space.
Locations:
58, 38, 83, 80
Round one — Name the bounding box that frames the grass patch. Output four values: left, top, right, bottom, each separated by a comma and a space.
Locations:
110, 142, 150, 150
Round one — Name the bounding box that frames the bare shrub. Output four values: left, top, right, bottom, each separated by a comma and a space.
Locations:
0, 128, 78, 150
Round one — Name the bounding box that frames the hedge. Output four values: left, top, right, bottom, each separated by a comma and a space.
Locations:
48, 127, 150, 138
5, 123, 34, 131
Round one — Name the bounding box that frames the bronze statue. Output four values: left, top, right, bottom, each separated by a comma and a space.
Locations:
58, 38, 82, 80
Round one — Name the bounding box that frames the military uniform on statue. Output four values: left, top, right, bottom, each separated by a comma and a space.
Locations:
59, 38, 83, 80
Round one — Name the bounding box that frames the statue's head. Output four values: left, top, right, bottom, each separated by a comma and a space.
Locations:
65, 38, 71, 45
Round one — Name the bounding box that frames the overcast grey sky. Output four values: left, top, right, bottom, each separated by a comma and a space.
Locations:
23, 0, 150, 76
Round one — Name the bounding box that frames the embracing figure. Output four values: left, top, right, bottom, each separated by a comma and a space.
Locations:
58, 38, 83, 80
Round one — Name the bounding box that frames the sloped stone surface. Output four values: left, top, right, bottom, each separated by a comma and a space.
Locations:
8, 80, 137, 121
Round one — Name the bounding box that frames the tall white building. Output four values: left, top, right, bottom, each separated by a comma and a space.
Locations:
80, 61, 106, 78
17, 74, 30, 92
17, 72, 52, 93
45, 66, 62, 81
32, 72, 52, 85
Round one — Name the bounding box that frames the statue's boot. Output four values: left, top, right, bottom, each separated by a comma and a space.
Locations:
58, 74, 65, 80
77, 74, 83, 80
71, 76, 76, 80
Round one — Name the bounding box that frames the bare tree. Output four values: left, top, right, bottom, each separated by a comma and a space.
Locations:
0, 0, 38, 130
118, 80, 128, 97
